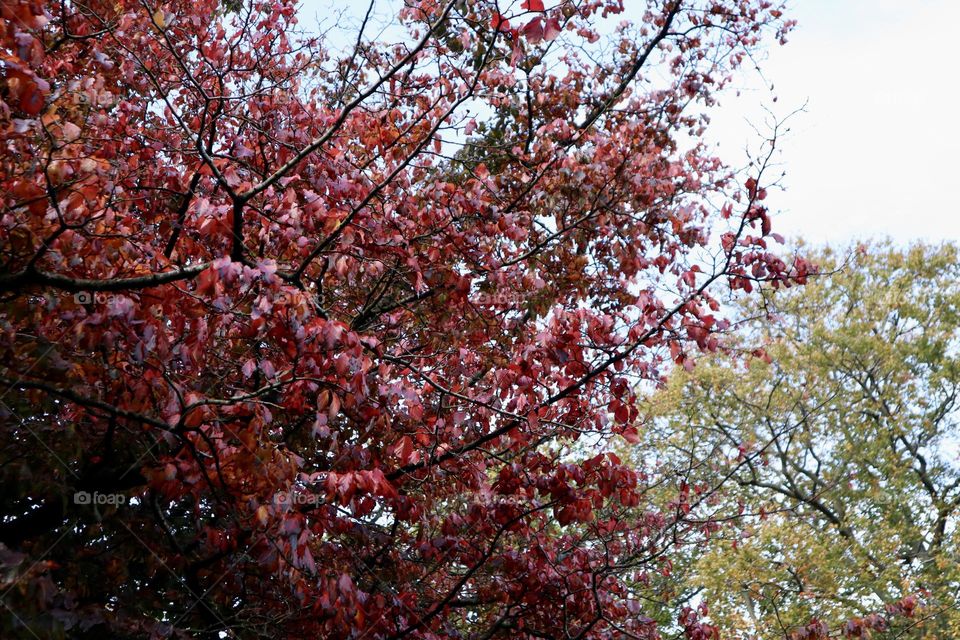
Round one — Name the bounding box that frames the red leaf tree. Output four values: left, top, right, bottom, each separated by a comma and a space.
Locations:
1, 0, 805, 637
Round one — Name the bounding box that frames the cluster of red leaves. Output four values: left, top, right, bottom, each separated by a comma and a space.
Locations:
1, 0, 49, 115
491, 0, 562, 64
789, 595, 920, 639
679, 604, 720, 640
1, 0, 804, 638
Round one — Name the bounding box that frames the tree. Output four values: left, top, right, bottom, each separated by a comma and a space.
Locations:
0, 0, 803, 637
637, 243, 959, 639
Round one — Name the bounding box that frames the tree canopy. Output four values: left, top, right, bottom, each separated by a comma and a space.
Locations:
638, 243, 960, 639
0, 0, 808, 638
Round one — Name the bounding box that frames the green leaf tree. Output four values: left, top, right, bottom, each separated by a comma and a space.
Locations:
636, 242, 960, 639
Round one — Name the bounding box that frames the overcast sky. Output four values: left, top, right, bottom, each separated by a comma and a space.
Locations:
698, 0, 960, 246
299, 0, 960, 247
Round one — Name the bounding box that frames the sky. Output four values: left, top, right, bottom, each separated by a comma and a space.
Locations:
298, 0, 960, 247
692, 0, 960, 246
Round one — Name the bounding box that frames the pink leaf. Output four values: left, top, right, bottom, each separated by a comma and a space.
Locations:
543, 17, 562, 40
338, 573, 354, 596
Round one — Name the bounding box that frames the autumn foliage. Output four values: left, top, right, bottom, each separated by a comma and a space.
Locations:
1, 0, 807, 637
637, 244, 955, 640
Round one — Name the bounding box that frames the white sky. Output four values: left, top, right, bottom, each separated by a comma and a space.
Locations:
298, 0, 960, 246
700, 0, 960, 246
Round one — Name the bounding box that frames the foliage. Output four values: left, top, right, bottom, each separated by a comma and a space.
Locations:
1, 0, 803, 637
637, 243, 960, 639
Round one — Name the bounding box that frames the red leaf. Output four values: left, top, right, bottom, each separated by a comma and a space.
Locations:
393, 435, 419, 465
490, 12, 511, 31
20, 83, 44, 116
521, 17, 544, 44
521, 0, 546, 11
